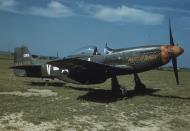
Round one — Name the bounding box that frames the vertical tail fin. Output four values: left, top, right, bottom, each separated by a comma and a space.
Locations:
14, 46, 33, 66
104, 43, 114, 54
13, 46, 32, 76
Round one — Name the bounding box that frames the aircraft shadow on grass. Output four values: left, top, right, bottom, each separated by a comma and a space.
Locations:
26, 81, 190, 103
77, 87, 160, 103
64, 85, 190, 103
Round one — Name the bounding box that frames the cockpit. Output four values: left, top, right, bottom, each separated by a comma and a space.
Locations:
67, 46, 101, 58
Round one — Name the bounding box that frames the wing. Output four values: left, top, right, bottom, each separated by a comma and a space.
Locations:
48, 58, 134, 76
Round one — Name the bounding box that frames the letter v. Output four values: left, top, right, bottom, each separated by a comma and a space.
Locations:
46, 64, 51, 75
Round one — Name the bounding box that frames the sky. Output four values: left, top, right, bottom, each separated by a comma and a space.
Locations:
0, 0, 190, 67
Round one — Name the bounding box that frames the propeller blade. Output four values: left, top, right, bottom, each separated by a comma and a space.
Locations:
169, 17, 174, 46
169, 17, 179, 85
172, 57, 179, 85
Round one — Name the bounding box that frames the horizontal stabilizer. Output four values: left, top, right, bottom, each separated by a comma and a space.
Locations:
10, 65, 42, 77
10, 65, 41, 69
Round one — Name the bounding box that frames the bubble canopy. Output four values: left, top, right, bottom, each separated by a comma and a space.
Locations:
67, 46, 100, 58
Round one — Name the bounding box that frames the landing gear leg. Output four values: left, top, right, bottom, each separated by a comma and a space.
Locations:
134, 73, 146, 92
111, 76, 127, 96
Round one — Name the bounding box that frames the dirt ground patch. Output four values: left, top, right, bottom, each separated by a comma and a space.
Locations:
0, 112, 57, 131
0, 111, 190, 131
0, 89, 57, 97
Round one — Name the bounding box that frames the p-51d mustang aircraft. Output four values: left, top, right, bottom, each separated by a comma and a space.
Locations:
11, 20, 184, 95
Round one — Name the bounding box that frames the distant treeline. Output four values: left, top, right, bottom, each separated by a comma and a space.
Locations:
0, 50, 58, 61
0, 51, 13, 60
157, 66, 190, 71
0, 51, 13, 55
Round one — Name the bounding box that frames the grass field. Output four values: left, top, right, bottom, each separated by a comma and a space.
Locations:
0, 54, 190, 131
